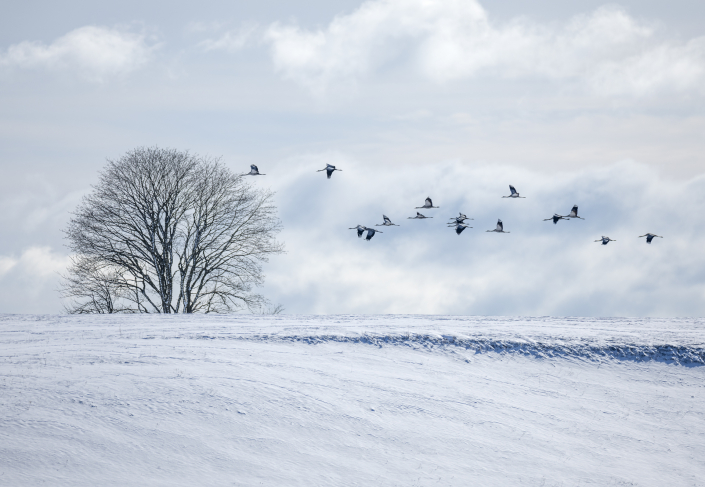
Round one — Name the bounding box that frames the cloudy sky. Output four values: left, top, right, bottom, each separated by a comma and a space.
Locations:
1, 0, 704, 316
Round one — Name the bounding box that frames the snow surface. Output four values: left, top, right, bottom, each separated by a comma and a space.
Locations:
1, 314, 704, 486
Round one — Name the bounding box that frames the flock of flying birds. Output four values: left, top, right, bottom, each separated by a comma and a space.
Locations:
244, 163, 663, 245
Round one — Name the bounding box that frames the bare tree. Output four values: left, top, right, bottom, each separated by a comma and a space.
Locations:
252, 303, 285, 315
59, 255, 133, 314
62, 147, 283, 313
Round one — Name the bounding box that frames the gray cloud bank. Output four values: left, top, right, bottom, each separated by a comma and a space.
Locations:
258, 157, 705, 317
2, 158, 703, 316
2, 0, 705, 98
197, 0, 705, 97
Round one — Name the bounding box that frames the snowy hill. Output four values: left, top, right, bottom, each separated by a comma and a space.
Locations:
1, 314, 704, 486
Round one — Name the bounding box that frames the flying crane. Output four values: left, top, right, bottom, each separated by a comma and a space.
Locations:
349, 225, 366, 238
243, 164, 265, 176
502, 185, 525, 198
317, 164, 342, 179
375, 215, 399, 227
453, 223, 472, 235
364, 228, 382, 241
416, 197, 439, 209
565, 205, 584, 219
639, 233, 663, 244
486, 219, 510, 233
544, 214, 569, 225
449, 213, 473, 225
595, 236, 616, 245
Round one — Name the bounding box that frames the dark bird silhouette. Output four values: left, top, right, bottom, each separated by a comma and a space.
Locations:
486, 219, 510, 233
502, 185, 525, 198
349, 225, 366, 238
639, 233, 663, 244
564, 205, 584, 219
376, 215, 399, 227
408, 212, 433, 219
544, 214, 569, 224
416, 197, 439, 209
453, 223, 472, 235
317, 164, 341, 179
449, 212, 473, 225
364, 228, 381, 241
243, 164, 265, 176
595, 236, 616, 245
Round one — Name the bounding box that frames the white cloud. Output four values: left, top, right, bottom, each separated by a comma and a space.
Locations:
0, 247, 70, 313
0, 256, 16, 276
264, 0, 705, 96
19, 247, 71, 278
0, 247, 70, 280
0, 25, 158, 80
198, 22, 259, 52
589, 37, 705, 96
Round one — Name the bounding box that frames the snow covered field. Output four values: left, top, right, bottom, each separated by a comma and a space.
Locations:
1, 314, 704, 486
